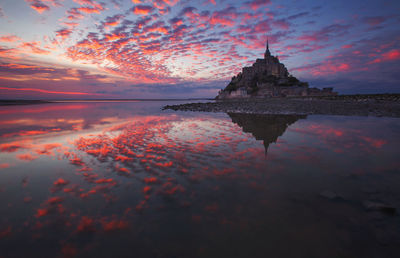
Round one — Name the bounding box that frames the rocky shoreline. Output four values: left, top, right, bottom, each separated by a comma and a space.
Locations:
163, 94, 400, 118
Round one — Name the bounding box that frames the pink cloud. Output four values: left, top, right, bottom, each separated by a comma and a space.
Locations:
0, 35, 21, 42
133, 5, 154, 15
152, 0, 180, 9
210, 7, 238, 27
66, 8, 84, 20
17, 153, 39, 161
341, 44, 353, 49
73, 0, 103, 10
43, 0, 62, 7
103, 14, 124, 27
369, 49, 400, 64
273, 19, 290, 30
19, 41, 51, 55
0, 163, 10, 169
56, 28, 73, 40
382, 49, 400, 60
77, 6, 103, 14
245, 0, 271, 11
25, 0, 50, 14
0, 87, 93, 95
363, 16, 386, 26
294, 61, 351, 76
297, 24, 351, 43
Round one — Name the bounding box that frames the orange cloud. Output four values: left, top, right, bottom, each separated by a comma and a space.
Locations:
19, 41, 51, 55
2, 129, 61, 138
17, 153, 39, 161
77, 7, 101, 14
133, 5, 153, 15
0, 140, 31, 152
105, 33, 125, 41
0, 35, 21, 42
56, 28, 73, 40
26, 0, 50, 14
73, 0, 102, 7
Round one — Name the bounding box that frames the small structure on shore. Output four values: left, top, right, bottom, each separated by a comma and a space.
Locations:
216, 40, 337, 99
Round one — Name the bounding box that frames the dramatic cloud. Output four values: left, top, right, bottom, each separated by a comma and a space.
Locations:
0, 0, 399, 98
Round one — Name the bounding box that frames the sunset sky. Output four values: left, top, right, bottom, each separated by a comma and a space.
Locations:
0, 0, 399, 99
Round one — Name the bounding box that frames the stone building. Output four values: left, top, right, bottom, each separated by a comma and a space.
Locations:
216, 40, 337, 99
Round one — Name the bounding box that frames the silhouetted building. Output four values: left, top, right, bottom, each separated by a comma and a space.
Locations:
217, 40, 337, 99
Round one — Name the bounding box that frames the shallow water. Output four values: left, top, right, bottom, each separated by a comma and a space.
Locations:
0, 101, 399, 258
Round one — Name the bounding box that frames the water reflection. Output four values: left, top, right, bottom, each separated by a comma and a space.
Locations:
0, 102, 400, 257
228, 113, 306, 154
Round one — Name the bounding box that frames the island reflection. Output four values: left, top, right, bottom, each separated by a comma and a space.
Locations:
228, 113, 306, 154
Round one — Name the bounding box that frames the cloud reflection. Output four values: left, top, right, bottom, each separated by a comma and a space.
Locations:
0, 103, 399, 257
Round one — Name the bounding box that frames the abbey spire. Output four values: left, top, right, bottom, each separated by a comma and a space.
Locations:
264, 38, 271, 58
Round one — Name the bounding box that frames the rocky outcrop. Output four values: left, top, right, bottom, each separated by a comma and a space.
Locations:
163, 95, 400, 117
217, 41, 337, 99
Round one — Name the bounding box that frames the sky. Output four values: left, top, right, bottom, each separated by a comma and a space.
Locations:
0, 0, 399, 99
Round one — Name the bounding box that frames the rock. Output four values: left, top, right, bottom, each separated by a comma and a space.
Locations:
161, 97, 400, 118
319, 190, 344, 200
363, 201, 397, 215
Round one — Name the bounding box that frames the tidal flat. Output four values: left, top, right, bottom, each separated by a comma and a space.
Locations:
163, 94, 400, 117
0, 100, 399, 257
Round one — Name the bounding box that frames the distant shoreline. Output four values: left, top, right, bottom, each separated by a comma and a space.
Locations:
163, 94, 400, 118
0, 100, 52, 106
0, 98, 213, 106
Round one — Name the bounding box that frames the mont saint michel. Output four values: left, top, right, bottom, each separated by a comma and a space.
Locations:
217, 41, 336, 99
165, 41, 399, 117
1, 0, 400, 257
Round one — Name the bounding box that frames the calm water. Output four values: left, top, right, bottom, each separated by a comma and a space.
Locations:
0, 101, 399, 258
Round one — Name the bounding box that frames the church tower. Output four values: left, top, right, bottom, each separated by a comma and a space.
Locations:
264, 39, 271, 58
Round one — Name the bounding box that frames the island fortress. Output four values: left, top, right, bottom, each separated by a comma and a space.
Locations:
216, 40, 337, 99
